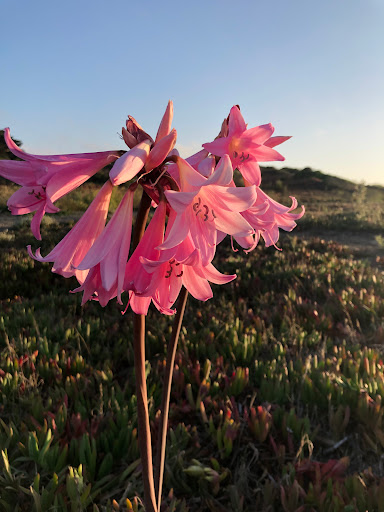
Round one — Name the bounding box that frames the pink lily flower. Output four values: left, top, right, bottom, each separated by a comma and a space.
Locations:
161, 155, 256, 266
236, 187, 305, 251
74, 186, 136, 305
202, 106, 290, 186
72, 263, 118, 307
124, 199, 167, 295
0, 128, 120, 239
27, 180, 113, 284
139, 212, 236, 313
120, 200, 173, 315
112, 101, 177, 185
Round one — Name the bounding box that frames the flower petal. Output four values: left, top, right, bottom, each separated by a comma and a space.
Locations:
182, 265, 213, 301
205, 155, 233, 187
145, 129, 177, 171
202, 138, 228, 157
46, 152, 119, 203
159, 210, 190, 250
28, 180, 113, 280
264, 136, 291, 148
155, 100, 173, 143
109, 140, 151, 186
176, 157, 207, 191
0, 160, 37, 186
186, 149, 209, 168
164, 190, 196, 212
244, 123, 274, 144
203, 184, 256, 212
199, 263, 236, 285
228, 106, 246, 136
214, 208, 254, 237
251, 145, 285, 162
237, 161, 262, 186
197, 155, 215, 177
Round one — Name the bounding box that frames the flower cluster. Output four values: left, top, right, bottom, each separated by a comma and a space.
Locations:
0, 102, 304, 314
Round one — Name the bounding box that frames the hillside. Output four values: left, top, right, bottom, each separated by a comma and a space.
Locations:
260, 165, 384, 203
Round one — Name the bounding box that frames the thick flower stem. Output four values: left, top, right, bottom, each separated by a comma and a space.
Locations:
154, 286, 189, 510
133, 314, 157, 512
132, 188, 157, 512
132, 189, 152, 251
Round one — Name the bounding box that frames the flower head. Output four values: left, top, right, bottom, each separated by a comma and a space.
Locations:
203, 106, 290, 186
139, 212, 236, 313
74, 186, 136, 305
161, 155, 256, 265
28, 180, 114, 284
0, 128, 120, 239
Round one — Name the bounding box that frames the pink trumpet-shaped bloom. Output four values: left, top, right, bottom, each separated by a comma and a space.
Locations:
161, 155, 256, 266
28, 181, 113, 284
122, 200, 173, 315
202, 106, 290, 186
1, 128, 120, 239
139, 212, 236, 313
124, 199, 167, 295
74, 186, 136, 305
236, 187, 305, 251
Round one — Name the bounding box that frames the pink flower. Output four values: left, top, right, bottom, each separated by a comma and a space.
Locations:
74, 186, 136, 305
111, 101, 177, 185
139, 212, 236, 313
235, 187, 305, 251
28, 181, 113, 284
202, 106, 290, 186
0, 128, 120, 239
124, 199, 168, 295
161, 155, 256, 265
122, 200, 169, 315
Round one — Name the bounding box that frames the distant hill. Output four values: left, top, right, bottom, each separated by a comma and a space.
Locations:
260, 166, 384, 203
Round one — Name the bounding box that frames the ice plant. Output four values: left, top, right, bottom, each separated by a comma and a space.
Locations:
0, 102, 304, 511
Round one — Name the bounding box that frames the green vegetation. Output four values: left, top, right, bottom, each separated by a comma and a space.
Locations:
0, 168, 384, 511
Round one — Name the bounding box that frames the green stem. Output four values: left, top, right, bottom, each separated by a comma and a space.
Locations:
132, 188, 157, 512
154, 287, 189, 510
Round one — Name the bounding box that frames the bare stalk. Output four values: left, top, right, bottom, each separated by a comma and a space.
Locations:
132, 189, 157, 512
154, 287, 189, 510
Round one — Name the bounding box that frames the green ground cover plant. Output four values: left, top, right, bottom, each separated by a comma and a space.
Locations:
1, 171, 384, 511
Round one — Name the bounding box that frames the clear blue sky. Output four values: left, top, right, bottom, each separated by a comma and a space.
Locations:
1, 0, 383, 185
